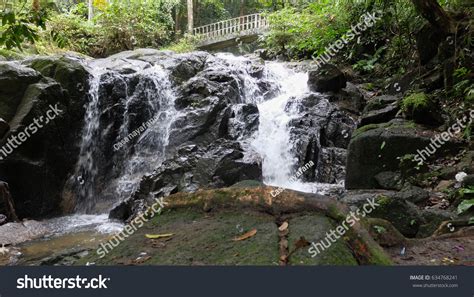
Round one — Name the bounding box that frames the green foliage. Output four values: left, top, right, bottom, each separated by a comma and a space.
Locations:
163, 33, 197, 53
263, 1, 349, 59
353, 46, 385, 73
45, 0, 179, 57
1, 0, 48, 50
457, 199, 474, 215
373, 225, 386, 234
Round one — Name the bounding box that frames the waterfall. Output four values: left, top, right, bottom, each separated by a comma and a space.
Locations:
115, 65, 179, 200
69, 62, 179, 213
250, 62, 308, 188
67, 52, 343, 216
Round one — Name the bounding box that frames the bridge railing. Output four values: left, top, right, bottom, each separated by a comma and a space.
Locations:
193, 13, 269, 40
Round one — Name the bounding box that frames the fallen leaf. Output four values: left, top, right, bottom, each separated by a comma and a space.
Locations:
233, 228, 257, 241
145, 233, 174, 239
278, 221, 289, 232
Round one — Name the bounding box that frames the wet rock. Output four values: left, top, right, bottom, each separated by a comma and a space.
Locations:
330, 82, 366, 113
363, 95, 399, 113
0, 62, 42, 122
110, 140, 262, 221
0, 220, 47, 245
287, 94, 355, 183
0, 60, 91, 218
342, 190, 422, 237
307, 64, 347, 93
0, 118, 8, 139
0, 214, 7, 225
170, 52, 208, 83
359, 103, 399, 127
225, 104, 260, 140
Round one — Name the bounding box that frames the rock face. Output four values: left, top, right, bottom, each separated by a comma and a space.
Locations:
0, 57, 90, 219
342, 189, 449, 238
287, 93, 355, 183
307, 64, 347, 93
345, 121, 433, 189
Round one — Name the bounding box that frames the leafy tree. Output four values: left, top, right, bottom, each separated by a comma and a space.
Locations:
1, 0, 48, 50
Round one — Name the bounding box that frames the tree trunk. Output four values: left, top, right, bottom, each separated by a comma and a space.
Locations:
411, 0, 455, 35
0, 182, 19, 222
175, 6, 180, 33
88, 0, 94, 22
187, 0, 193, 33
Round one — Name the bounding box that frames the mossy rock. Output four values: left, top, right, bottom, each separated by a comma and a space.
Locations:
80, 208, 280, 265
401, 92, 441, 125
288, 215, 358, 265
369, 195, 422, 237
230, 180, 263, 188
77, 187, 392, 266
346, 121, 433, 189
366, 218, 406, 247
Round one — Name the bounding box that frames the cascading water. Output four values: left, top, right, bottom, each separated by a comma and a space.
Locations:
29, 52, 345, 244
212, 54, 344, 194
114, 65, 179, 202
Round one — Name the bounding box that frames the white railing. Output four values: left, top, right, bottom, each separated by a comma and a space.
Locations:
193, 13, 269, 40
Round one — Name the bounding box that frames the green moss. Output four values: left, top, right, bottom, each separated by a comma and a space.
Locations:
288, 215, 358, 265
231, 180, 263, 188
401, 92, 430, 113
352, 122, 392, 139
77, 208, 279, 265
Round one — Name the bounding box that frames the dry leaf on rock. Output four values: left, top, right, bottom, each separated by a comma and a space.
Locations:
145, 233, 174, 239
233, 229, 257, 241
278, 221, 289, 231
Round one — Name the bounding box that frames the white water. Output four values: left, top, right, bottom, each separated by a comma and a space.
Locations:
115, 65, 179, 199
251, 62, 306, 185
250, 61, 342, 194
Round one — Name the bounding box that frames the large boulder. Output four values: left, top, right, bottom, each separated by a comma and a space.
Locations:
0, 58, 90, 219
307, 64, 347, 93
346, 120, 440, 189
0, 63, 42, 122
